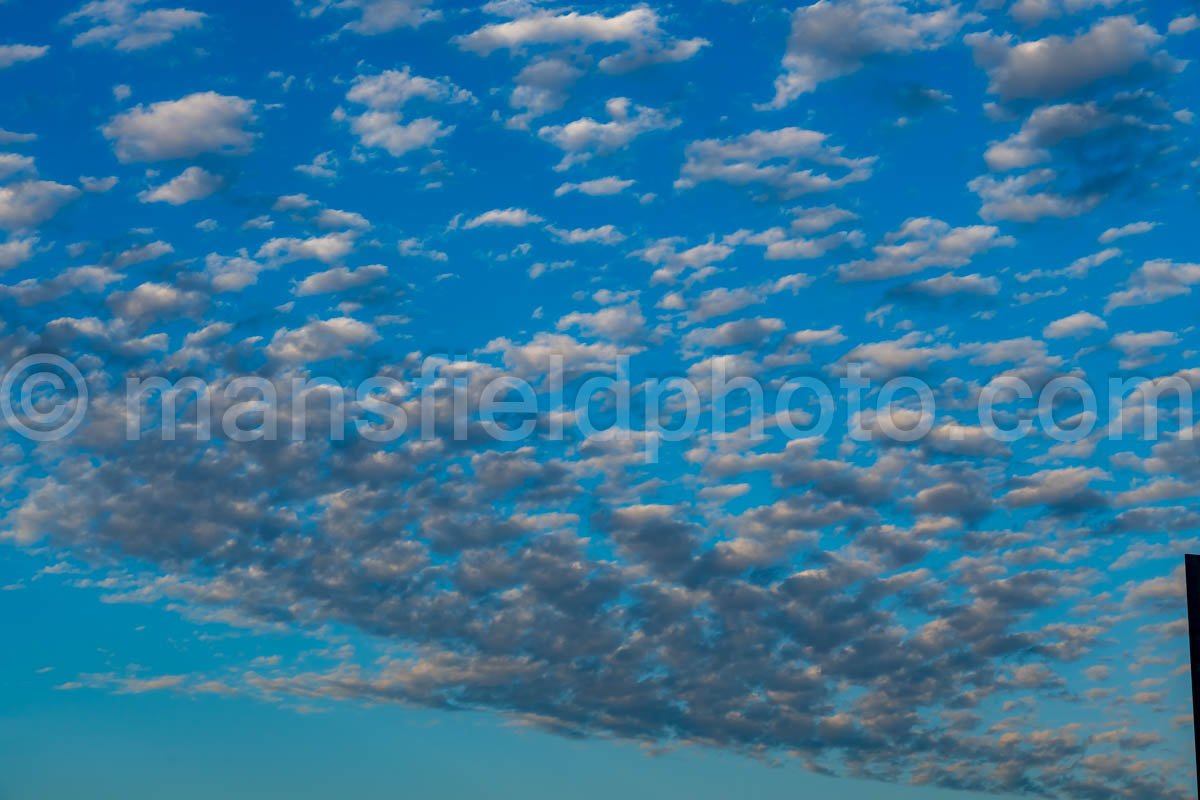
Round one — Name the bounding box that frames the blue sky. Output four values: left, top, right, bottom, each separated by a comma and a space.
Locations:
1, 0, 1199, 798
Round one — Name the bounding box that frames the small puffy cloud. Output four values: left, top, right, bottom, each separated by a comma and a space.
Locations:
103, 92, 257, 162
900, 272, 1001, 297
137, 166, 224, 205
273, 193, 317, 212
398, 237, 447, 261
839, 218, 1015, 282
1043, 311, 1107, 338
1009, 0, 1124, 27
676, 127, 875, 198
80, 175, 119, 192
547, 224, 625, 245
1099, 221, 1157, 244
790, 205, 858, 234
764, 0, 972, 107
1002, 466, 1109, 510
64, 0, 206, 51
838, 331, 958, 378
1061, 247, 1120, 278
0, 236, 37, 271
294, 264, 387, 296
267, 317, 380, 362
455, 8, 706, 72
462, 208, 543, 229
0, 153, 36, 181
0, 45, 49, 69
682, 317, 786, 351
338, 69, 466, 158
257, 232, 357, 264
458, 8, 704, 126
969, 169, 1102, 222
724, 226, 861, 261
1106, 259, 1200, 311
315, 208, 370, 230
983, 102, 1115, 172
1110, 330, 1178, 369
554, 176, 635, 196
557, 301, 645, 342
967, 17, 1174, 101
295, 150, 338, 179
539, 98, 677, 169
0, 129, 37, 144
107, 280, 205, 324
346, 68, 471, 110
204, 253, 269, 292
298, 0, 437, 35
113, 240, 173, 268
340, 111, 451, 157
633, 237, 733, 285
1169, 15, 1200, 35
0, 180, 82, 230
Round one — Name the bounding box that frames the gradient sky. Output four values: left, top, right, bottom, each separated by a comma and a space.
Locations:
1, 1, 1199, 798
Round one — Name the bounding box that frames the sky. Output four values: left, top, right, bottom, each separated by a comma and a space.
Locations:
0, 0, 1199, 798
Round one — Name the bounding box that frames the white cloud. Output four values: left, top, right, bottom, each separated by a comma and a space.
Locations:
839, 218, 1015, 282
340, 111, 452, 157
967, 16, 1173, 100
1098, 221, 1157, 244
554, 176, 635, 196
295, 151, 338, 179
456, 8, 705, 125
137, 166, 224, 205
676, 127, 875, 198
338, 69, 466, 158
969, 169, 1102, 222
456, 8, 706, 72
315, 208, 370, 230
103, 92, 257, 162
1169, 15, 1200, 35
0, 153, 36, 181
294, 264, 387, 296
273, 193, 316, 212
204, 253, 269, 292
462, 208, 543, 229
398, 237, 447, 261
80, 175, 118, 192
64, 0, 206, 51
903, 273, 1001, 297
0, 129, 37, 144
1044, 311, 1107, 338
547, 224, 625, 245
257, 232, 357, 264
299, 0, 437, 35
346, 68, 471, 110
0, 236, 36, 271
1009, 0, 1124, 27
113, 240, 173, 268
632, 237, 733, 285
267, 317, 380, 362
0, 45, 49, 69
1061, 247, 1120, 277
0, 180, 81, 230
1110, 330, 1178, 369
725, 227, 862, 261
764, 0, 972, 107
539, 98, 677, 169
789, 205, 858, 234
557, 301, 645, 342
1106, 259, 1200, 311
983, 102, 1114, 172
